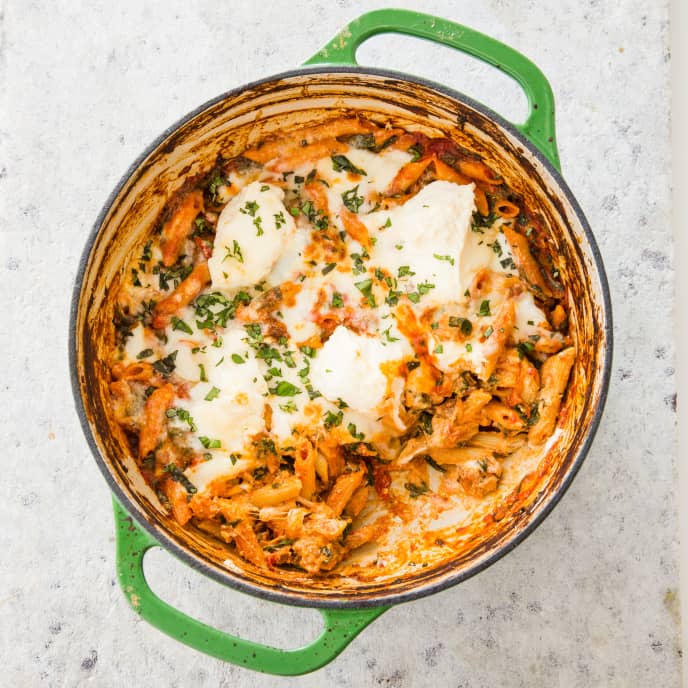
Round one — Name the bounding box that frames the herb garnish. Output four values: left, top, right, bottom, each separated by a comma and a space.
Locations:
223, 240, 244, 264
323, 410, 343, 428
433, 253, 455, 266
204, 386, 220, 401
331, 155, 367, 176
163, 464, 197, 494
342, 185, 364, 213
171, 316, 193, 335
405, 481, 428, 498
448, 316, 473, 335
270, 381, 301, 397
354, 278, 377, 307
152, 350, 178, 377
424, 454, 447, 473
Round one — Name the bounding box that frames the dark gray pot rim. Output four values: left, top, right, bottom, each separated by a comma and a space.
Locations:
69, 65, 613, 610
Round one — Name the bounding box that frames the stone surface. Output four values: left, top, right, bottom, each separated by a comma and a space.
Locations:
1, 0, 678, 686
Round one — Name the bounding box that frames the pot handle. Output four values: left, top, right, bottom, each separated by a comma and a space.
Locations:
114, 500, 388, 675
304, 9, 560, 170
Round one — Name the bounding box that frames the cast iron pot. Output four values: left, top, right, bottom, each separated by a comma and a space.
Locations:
70, 10, 612, 676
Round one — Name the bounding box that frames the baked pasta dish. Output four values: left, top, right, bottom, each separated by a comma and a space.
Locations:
109, 116, 575, 577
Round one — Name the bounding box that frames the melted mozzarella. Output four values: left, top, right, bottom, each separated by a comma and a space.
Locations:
310, 325, 405, 415
367, 181, 475, 305
175, 327, 267, 458
314, 148, 412, 218
208, 182, 295, 291
184, 457, 255, 494
268, 228, 308, 284
460, 222, 517, 286
513, 290, 550, 339
278, 282, 320, 343
124, 323, 151, 362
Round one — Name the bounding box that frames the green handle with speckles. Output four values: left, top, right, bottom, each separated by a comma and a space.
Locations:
114, 500, 388, 675
305, 8, 560, 169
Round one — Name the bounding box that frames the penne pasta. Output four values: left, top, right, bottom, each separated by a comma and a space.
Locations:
138, 383, 175, 458
152, 262, 210, 329
326, 469, 365, 516
529, 347, 576, 445
502, 225, 552, 296
266, 139, 347, 172
495, 199, 520, 218
161, 190, 204, 267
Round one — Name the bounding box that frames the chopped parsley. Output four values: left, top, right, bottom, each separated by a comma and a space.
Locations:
152, 350, 177, 377
386, 290, 401, 306
244, 323, 262, 341
141, 240, 153, 263
404, 481, 428, 498
167, 407, 196, 431
239, 200, 259, 217
483, 326, 494, 338
198, 363, 207, 382
207, 169, 228, 203
347, 133, 376, 150
137, 348, 154, 360
163, 464, 197, 494
433, 253, 455, 266
488, 240, 503, 257
350, 250, 369, 275
193, 291, 250, 330
479, 300, 491, 317
199, 436, 221, 449
355, 278, 376, 307
253, 215, 263, 236
322, 262, 336, 275
424, 454, 447, 473
274, 211, 286, 228
223, 240, 244, 264
398, 265, 415, 278
408, 144, 423, 162
342, 185, 364, 213
171, 316, 193, 335
471, 209, 498, 233
279, 400, 298, 414
270, 381, 301, 397
382, 326, 399, 343
331, 292, 344, 308
331, 155, 367, 176
154, 260, 193, 291
448, 316, 473, 335
347, 423, 365, 440
323, 410, 344, 428
204, 386, 220, 401
231, 353, 245, 364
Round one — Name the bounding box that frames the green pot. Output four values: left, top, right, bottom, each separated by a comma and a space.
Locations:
71, 9, 612, 676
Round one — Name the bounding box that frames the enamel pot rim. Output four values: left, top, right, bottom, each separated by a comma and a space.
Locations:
70, 65, 613, 609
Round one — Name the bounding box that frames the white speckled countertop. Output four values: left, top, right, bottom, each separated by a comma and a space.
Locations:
1, 1, 679, 685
